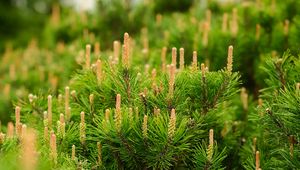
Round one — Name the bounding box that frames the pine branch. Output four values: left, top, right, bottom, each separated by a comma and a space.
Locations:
118, 132, 139, 166
201, 64, 209, 114
123, 68, 132, 106
212, 75, 230, 108
274, 60, 286, 89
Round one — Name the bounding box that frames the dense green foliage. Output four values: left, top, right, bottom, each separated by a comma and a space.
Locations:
1, 0, 300, 169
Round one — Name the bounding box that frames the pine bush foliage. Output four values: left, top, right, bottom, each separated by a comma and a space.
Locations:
1, 0, 300, 169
